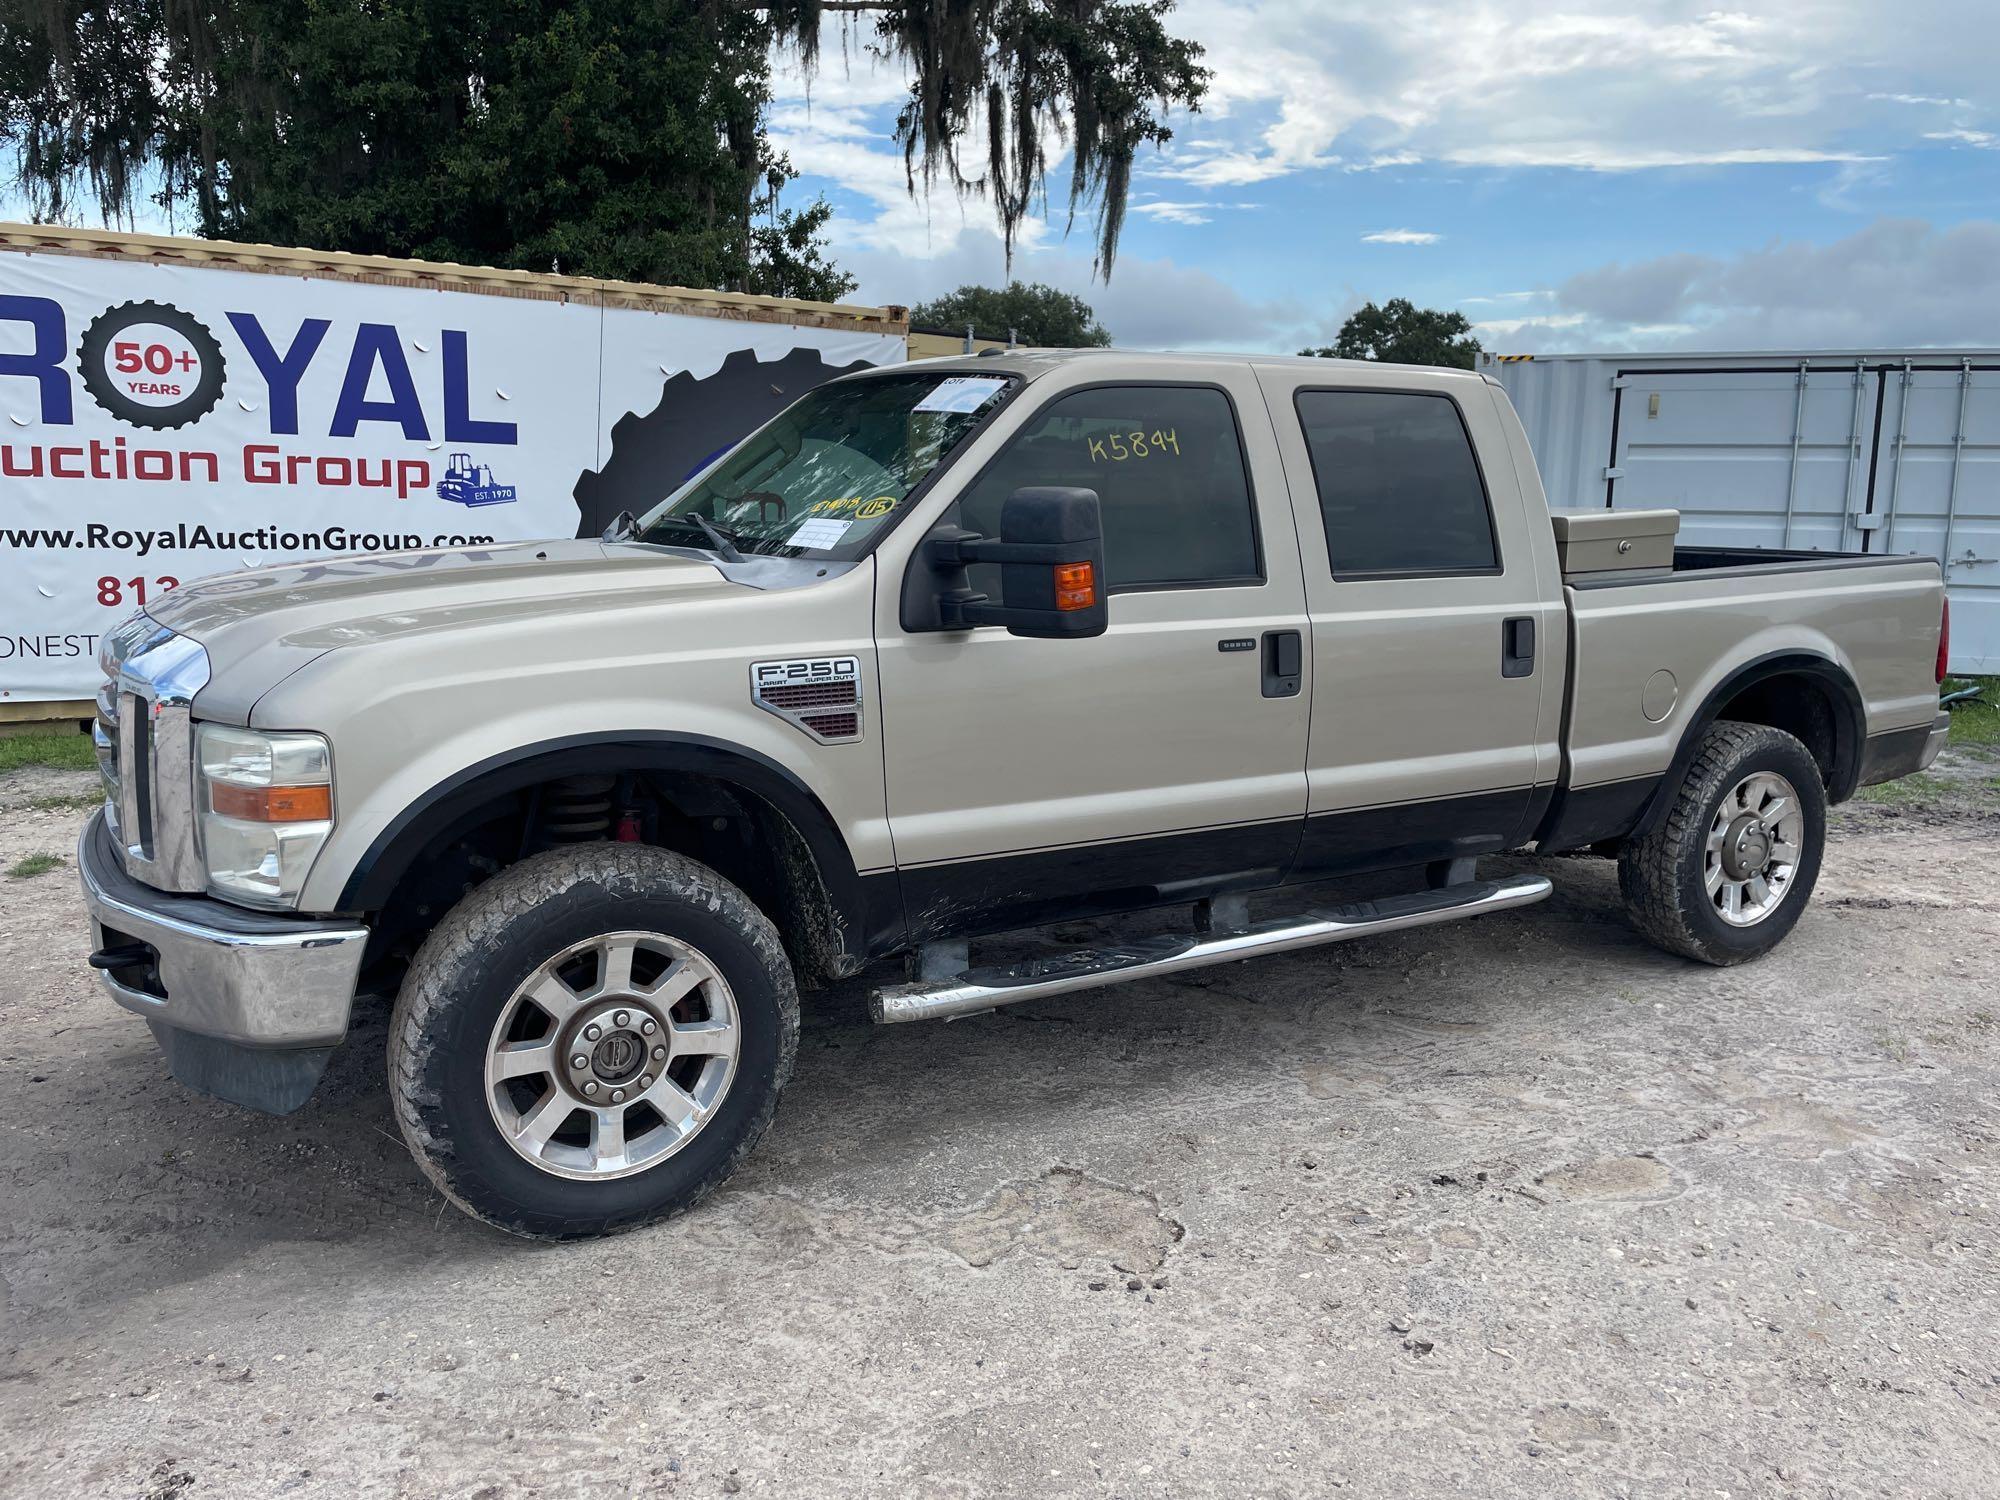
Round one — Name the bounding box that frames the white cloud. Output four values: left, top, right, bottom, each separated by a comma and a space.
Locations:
1138, 0, 1999, 189
1444, 145, 1874, 170
1156, 149, 1321, 187
1471, 312, 1588, 338
1347, 151, 1423, 172
1924, 128, 1999, 149
833, 225, 1321, 351
1134, 203, 1211, 224
757, 5, 2000, 363
1479, 219, 2000, 353
1870, 93, 1974, 108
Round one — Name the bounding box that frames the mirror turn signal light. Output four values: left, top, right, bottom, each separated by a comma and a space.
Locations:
209, 782, 333, 823
1053, 560, 1098, 612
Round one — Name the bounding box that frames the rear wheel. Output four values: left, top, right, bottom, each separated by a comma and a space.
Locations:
389, 844, 797, 1239
1618, 721, 1826, 965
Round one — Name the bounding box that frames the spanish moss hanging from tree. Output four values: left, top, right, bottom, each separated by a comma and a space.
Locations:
0, 0, 1207, 287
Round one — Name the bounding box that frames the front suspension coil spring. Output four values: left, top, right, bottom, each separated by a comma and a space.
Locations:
540, 774, 616, 841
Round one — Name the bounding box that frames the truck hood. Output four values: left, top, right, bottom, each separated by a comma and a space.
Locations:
148, 540, 740, 722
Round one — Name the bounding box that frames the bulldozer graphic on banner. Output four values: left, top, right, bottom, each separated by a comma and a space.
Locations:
436, 452, 519, 508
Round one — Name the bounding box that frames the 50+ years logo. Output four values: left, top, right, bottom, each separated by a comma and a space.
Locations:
76, 300, 227, 431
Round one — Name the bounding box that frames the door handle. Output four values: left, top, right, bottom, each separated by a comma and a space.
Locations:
1262, 630, 1302, 697
1501, 616, 1535, 678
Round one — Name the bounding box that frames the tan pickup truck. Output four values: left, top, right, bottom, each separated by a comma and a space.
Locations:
79, 349, 1951, 1238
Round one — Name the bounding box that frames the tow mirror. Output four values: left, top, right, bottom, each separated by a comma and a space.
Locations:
918, 486, 1108, 639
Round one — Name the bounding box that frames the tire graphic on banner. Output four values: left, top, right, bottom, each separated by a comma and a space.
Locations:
76, 300, 228, 431
571, 346, 874, 539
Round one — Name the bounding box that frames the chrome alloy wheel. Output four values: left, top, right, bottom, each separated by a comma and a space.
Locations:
1704, 770, 1806, 928
484, 931, 740, 1180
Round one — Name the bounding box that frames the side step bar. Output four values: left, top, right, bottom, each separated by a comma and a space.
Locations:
870, 873, 1553, 1025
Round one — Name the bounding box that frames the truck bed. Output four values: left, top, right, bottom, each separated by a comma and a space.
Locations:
1598, 544, 1932, 582
1559, 544, 1944, 802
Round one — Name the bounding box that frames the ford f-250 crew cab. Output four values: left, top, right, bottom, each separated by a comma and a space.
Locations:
78, 350, 1951, 1239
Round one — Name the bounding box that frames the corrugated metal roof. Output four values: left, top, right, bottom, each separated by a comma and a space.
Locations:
0, 222, 909, 335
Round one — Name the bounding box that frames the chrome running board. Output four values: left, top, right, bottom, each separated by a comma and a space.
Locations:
870, 873, 1553, 1025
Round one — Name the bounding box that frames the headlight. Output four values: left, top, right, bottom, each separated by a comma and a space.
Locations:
196, 724, 334, 908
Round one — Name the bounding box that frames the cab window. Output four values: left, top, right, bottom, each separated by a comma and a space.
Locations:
1294, 389, 1498, 576
958, 385, 1262, 593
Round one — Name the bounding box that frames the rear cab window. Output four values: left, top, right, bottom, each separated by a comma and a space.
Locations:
957, 384, 1263, 596
1293, 389, 1499, 577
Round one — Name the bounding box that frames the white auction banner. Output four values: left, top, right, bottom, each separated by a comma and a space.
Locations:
0, 249, 903, 700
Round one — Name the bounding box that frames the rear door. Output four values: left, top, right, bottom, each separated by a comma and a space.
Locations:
1607, 362, 1880, 552
1255, 368, 1562, 880
1867, 360, 2000, 673
872, 366, 1312, 941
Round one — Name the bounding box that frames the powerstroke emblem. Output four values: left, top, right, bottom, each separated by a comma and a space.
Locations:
76, 300, 228, 431
751, 656, 863, 744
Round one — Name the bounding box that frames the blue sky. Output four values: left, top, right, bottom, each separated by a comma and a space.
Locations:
770, 0, 2000, 353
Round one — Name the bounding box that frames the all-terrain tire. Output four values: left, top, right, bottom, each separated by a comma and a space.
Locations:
1618, 720, 1827, 966
388, 844, 799, 1240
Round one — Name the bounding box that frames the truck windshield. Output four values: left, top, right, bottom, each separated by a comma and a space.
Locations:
635, 370, 1018, 560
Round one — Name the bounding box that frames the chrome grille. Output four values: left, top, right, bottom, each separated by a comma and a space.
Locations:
94, 680, 121, 841
97, 614, 212, 892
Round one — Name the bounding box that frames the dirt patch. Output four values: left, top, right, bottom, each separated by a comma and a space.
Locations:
5, 773, 2000, 1498
1539, 1155, 1675, 1202
938, 1165, 1185, 1271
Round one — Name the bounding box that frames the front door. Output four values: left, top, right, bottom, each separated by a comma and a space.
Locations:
874, 370, 1312, 942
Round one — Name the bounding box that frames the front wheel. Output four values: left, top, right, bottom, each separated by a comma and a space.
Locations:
1618, 721, 1827, 965
388, 844, 798, 1239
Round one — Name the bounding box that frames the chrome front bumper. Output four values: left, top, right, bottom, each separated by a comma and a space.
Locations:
78, 809, 368, 1050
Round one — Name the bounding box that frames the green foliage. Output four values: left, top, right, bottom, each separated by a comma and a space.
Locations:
911, 281, 1112, 347
0, 730, 94, 773
1301, 299, 1483, 370
4, 0, 780, 288
7, 852, 64, 879
745, 190, 859, 304
3, 0, 1208, 287
1942, 678, 1998, 750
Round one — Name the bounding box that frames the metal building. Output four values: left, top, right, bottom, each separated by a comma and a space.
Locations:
1488, 349, 1999, 673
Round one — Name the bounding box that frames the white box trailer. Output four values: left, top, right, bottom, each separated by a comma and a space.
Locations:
1488, 349, 2000, 673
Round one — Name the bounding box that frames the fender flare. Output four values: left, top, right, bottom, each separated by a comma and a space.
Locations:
335, 732, 900, 959
1632, 650, 1866, 837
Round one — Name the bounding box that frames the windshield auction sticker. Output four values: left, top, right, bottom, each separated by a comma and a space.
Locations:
786, 517, 853, 550
914, 376, 1008, 414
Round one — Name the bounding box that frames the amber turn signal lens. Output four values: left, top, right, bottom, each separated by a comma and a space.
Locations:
209, 782, 332, 823
1053, 560, 1097, 612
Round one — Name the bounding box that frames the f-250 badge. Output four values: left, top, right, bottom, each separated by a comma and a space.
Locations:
751, 656, 863, 744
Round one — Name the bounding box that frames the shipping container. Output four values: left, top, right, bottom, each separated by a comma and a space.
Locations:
1488, 349, 1999, 673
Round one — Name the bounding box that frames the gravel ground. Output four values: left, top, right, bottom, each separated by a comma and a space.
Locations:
2, 758, 1998, 1499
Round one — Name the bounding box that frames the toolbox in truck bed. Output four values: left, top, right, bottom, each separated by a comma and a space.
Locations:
1550, 507, 1680, 575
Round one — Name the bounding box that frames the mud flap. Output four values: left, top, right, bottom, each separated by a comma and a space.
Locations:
147, 1022, 333, 1116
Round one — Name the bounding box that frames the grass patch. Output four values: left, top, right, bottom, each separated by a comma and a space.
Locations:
1943, 677, 2000, 752
1855, 772, 1952, 809
25, 791, 103, 812
1874, 1031, 1913, 1064
0, 730, 94, 773
7, 852, 64, 879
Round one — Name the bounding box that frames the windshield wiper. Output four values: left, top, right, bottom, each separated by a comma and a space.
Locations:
688, 512, 747, 563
